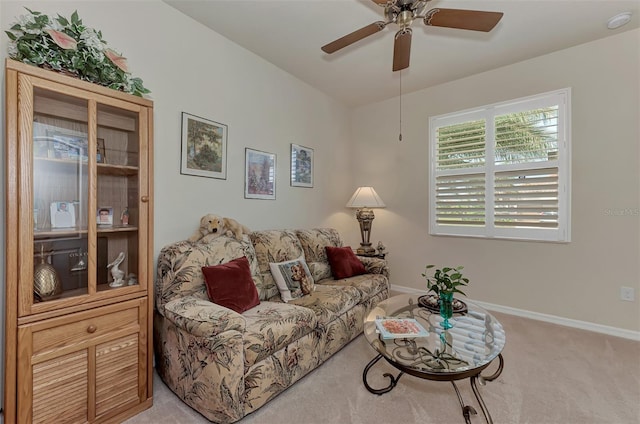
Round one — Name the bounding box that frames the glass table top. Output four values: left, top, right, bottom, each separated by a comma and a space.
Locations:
364, 294, 506, 378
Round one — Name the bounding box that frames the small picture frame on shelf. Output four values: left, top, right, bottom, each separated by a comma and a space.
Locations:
96, 138, 106, 163
97, 207, 114, 226
50, 201, 76, 228
290, 143, 313, 188
46, 129, 88, 162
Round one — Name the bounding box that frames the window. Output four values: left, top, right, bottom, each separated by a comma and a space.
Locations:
429, 88, 571, 242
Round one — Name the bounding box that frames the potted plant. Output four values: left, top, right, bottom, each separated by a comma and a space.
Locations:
422, 265, 469, 329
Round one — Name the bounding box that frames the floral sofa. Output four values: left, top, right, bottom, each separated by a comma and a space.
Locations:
154, 228, 389, 423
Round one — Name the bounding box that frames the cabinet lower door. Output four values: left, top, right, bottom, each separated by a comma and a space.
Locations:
32, 350, 89, 423
95, 334, 140, 417
18, 299, 147, 423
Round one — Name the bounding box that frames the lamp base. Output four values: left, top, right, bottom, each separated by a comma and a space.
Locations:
356, 245, 376, 255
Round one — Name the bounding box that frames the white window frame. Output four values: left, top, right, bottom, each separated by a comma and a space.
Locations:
429, 88, 571, 242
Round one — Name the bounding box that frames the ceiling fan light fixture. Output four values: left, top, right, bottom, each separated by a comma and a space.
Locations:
607, 12, 632, 29
321, 0, 504, 72
397, 10, 414, 27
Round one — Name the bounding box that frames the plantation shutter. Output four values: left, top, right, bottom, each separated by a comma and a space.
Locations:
494, 168, 559, 228
435, 173, 486, 226
429, 88, 570, 242
436, 119, 486, 170
494, 107, 559, 165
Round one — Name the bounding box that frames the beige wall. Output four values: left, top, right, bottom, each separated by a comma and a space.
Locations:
351, 29, 640, 332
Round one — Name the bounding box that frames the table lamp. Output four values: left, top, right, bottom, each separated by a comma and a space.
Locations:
346, 187, 386, 255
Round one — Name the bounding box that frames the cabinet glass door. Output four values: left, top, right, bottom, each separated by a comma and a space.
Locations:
96, 103, 140, 291
32, 86, 90, 302
22, 79, 147, 315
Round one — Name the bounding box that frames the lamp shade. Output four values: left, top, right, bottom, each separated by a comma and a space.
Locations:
346, 187, 386, 208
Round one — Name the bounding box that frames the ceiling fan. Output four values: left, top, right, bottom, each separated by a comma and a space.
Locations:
321, 0, 504, 72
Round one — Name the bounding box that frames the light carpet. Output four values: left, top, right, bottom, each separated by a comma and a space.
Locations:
125, 311, 640, 424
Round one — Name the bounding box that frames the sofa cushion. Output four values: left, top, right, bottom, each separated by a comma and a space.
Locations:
325, 246, 367, 279
269, 256, 315, 302
242, 301, 318, 368
288, 284, 361, 327
163, 295, 246, 337
155, 236, 261, 315
317, 273, 388, 301
295, 228, 343, 281
202, 257, 261, 313
251, 230, 306, 300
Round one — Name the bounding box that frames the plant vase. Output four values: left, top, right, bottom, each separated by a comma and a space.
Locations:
439, 291, 454, 329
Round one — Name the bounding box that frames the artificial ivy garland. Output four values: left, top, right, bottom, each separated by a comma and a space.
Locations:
5, 8, 150, 97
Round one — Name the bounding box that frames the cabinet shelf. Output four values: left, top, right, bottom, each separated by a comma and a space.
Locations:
97, 225, 139, 233
97, 163, 139, 176
34, 157, 139, 176
34, 225, 138, 240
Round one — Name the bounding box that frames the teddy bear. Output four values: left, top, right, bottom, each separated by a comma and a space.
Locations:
188, 214, 251, 243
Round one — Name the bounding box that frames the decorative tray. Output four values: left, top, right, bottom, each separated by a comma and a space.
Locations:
375, 318, 429, 339
418, 294, 468, 314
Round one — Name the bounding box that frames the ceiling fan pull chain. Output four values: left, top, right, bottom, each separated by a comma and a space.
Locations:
399, 70, 403, 142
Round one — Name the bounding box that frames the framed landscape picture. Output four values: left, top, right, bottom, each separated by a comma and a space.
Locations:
180, 112, 227, 179
245, 148, 276, 200
290, 143, 313, 188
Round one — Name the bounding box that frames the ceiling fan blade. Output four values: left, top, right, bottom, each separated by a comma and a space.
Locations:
424, 8, 504, 32
392, 28, 412, 72
371, 0, 389, 4
321, 21, 386, 54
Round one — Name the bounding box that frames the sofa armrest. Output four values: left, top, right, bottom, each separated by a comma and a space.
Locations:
164, 296, 246, 338
358, 257, 390, 279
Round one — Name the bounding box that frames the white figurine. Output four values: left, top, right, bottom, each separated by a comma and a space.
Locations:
107, 252, 126, 287
127, 273, 137, 286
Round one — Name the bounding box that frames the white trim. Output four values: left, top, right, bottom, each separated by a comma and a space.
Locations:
391, 284, 640, 341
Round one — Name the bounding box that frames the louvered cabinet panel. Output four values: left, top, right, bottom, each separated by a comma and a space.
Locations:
32, 350, 88, 424
17, 299, 147, 423
96, 334, 140, 416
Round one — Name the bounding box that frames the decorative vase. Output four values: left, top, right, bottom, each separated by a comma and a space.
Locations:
439, 291, 454, 329
34, 247, 62, 301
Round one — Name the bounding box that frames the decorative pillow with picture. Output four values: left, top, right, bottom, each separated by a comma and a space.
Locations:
269, 256, 315, 302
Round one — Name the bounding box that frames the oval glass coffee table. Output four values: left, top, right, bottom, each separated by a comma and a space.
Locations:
363, 294, 506, 424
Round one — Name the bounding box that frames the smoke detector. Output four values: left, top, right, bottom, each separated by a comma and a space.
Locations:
607, 12, 632, 29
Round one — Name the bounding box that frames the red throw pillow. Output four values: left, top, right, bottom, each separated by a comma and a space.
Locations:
202, 256, 260, 313
325, 246, 367, 279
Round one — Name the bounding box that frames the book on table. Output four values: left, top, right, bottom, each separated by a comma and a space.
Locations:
375, 318, 429, 339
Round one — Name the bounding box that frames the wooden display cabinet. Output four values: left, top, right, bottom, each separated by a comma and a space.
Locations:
4, 59, 154, 423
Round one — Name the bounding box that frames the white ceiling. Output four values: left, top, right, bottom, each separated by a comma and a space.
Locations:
164, 0, 640, 107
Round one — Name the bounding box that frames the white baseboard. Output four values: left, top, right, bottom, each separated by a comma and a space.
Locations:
391, 284, 640, 341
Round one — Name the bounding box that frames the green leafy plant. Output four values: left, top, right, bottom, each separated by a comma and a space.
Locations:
422, 265, 469, 296
5, 8, 150, 97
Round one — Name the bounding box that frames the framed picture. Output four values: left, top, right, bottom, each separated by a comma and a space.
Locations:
245, 148, 276, 200
97, 207, 114, 226
290, 144, 314, 188
96, 138, 106, 163
50, 201, 76, 228
180, 112, 227, 179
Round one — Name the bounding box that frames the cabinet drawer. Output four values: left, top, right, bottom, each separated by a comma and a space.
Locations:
31, 304, 140, 358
